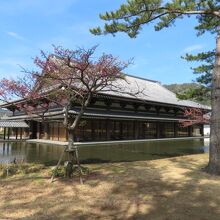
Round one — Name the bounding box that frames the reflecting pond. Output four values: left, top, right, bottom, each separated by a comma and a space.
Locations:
0, 138, 209, 165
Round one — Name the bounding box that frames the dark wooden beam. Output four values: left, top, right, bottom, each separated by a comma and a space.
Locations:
156, 106, 161, 115
144, 104, 151, 111
165, 107, 170, 113
90, 98, 97, 106
133, 103, 140, 112
120, 101, 127, 109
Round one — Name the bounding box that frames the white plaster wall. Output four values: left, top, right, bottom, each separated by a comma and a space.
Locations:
204, 125, 210, 136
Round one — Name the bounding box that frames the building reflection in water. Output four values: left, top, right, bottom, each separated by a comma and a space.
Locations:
0, 138, 210, 165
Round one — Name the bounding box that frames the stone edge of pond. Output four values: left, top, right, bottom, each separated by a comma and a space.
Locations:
20, 136, 210, 147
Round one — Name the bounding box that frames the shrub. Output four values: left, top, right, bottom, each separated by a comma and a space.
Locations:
50, 165, 90, 178
50, 166, 65, 177
72, 165, 90, 176
0, 163, 46, 178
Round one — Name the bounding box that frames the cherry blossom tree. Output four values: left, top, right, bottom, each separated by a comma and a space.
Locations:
0, 46, 131, 144
179, 108, 210, 127
0, 45, 132, 182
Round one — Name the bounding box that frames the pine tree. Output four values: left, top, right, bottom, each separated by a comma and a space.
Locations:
180, 50, 214, 104
90, 0, 220, 175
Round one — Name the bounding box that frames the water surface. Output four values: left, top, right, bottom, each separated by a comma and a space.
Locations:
0, 138, 209, 165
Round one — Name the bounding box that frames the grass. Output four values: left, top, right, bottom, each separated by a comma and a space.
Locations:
0, 163, 46, 178
1, 154, 220, 220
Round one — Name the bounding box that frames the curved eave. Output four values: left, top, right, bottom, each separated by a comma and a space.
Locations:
0, 93, 211, 113
94, 93, 211, 111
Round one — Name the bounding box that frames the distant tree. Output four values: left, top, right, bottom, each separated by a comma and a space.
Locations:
90, 0, 220, 175
164, 83, 211, 105
177, 86, 211, 105
0, 45, 132, 181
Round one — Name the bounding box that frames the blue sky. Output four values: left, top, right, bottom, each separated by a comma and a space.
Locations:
0, 0, 215, 84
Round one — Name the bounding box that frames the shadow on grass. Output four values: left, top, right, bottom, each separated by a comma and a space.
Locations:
1, 154, 220, 220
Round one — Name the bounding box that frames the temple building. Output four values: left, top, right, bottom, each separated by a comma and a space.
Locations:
0, 75, 210, 142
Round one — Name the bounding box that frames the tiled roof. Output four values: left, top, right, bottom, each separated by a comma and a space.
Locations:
99, 74, 210, 110
0, 120, 29, 128
0, 72, 210, 110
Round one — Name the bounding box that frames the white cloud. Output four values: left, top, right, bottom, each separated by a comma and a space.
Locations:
183, 44, 204, 53
6, 31, 24, 40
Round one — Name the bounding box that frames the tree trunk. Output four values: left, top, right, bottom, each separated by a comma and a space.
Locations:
51, 94, 92, 182
206, 30, 220, 175
68, 128, 74, 150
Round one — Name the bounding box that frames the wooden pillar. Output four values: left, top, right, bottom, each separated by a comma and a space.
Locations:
42, 123, 44, 139
52, 122, 54, 140
106, 119, 111, 141
174, 122, 178, 138
58, 122, 60, 141
112, 121, 115, 140
143, 122, 146, 139
3, 127, 6, 140
90, 120, 94, 141
47, 123, 50, 139
188, 126, 193, 137
37, 122, 40, 139
7, 128, 10, 140
200, 124, 204, 136
120, 121, 123, 140
66, 128, 69, 142
44, 123, 49, 139
15, 128, 18, 140
156, 122, 160, 138
134, 121, 138, 139
20, 128, 22, 139
29, 121, 32, 139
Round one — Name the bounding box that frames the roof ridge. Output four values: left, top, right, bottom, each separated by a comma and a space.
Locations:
124, 73, 160, 83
